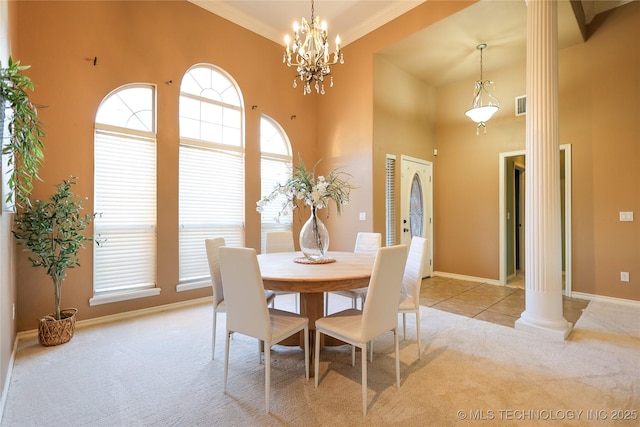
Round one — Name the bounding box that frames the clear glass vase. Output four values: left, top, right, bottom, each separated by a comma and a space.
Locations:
299, 207, 330, 260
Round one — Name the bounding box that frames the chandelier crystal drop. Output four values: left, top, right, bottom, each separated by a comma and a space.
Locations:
465, 43, 500, 135
283, 0, 344, 95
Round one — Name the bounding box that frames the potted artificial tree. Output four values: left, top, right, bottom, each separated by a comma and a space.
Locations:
3, 58, 95, 346
12, 178, 96, 346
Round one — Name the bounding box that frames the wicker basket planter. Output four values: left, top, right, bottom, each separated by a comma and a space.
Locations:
38, 308, 78, 346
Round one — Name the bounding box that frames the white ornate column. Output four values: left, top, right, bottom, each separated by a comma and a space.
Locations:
515, 0, 572, 339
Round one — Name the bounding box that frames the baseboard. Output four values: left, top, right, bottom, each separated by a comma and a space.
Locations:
0, 335, 19, 423
570, 292, 640, 308
431, 274, 640, 307
16, 296, 212, 342
433, 271, 501, 286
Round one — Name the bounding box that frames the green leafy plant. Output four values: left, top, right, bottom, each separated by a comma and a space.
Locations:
0, 56, 46, 208
256, 154, 354, 222
12, 178, 96, 320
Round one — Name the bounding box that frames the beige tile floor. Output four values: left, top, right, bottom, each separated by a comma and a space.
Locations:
420, 275, 589, 328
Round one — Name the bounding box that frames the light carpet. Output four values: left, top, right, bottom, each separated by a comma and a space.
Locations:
1, 297, 639, 426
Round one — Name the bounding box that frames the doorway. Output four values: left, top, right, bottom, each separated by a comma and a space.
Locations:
400, 155, 433, 277
510, 158, 526, 287
499, 145, 572, 295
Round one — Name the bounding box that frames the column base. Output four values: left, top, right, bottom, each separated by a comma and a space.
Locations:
515, 316, 573, 340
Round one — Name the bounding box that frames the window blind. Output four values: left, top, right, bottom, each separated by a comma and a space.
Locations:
179, 143, 244, 283
386, 155, 396, 246
260, 156, 293, 226
260, 155, 292, 251
94, 129, 157, 293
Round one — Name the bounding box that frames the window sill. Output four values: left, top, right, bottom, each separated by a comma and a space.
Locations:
176, 281, 211, 292
89, 288, 161, 306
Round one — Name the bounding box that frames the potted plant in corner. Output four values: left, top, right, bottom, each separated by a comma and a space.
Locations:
12, 177, 96, 346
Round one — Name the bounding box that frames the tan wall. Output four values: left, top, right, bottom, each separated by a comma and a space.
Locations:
13, 0, 317, 331
373, 56, 436, 244
433, 2, 639, 300
435, 60, 527, 279
315, 0, 474, 251
565, 4, 639, 300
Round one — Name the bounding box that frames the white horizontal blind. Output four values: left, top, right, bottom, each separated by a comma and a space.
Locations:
178, 65, 245, 284
386, 155, 396, 246
260, 156, 292, 250
260, 156, 293, 226
179, 144, 244, 282
94, 129, 157, 293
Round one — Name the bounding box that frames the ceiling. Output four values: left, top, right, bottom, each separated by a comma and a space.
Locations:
189, 0, 632, 87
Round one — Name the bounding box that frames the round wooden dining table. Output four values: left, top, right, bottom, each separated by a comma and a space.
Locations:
257, 251, 375, 367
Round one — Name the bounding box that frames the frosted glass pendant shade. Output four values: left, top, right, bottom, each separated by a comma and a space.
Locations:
465, 105, 499, 123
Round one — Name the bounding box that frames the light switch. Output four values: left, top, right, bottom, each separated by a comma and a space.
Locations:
619, 212, 634, 222
359, 212, 366, 221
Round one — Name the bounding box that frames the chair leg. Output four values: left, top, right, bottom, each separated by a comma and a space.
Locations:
351, 345, 356, 366
223, 331, 231, 392
324, 293, 329, 316
265, 343, 271, 413
369, 340, 373, 362
212, 309, 217, 360
314, 330, 321, 388
415, 311, 422, 360
402, 313, 407, 340
304, 326, 309, 380
361, 343, 368, 415
394, 328, 400, 388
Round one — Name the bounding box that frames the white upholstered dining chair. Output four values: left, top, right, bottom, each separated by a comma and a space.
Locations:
264, 230, 299, 312
324, 232, 381, 315
398, 236, 428, 360
265, 230, 295, 253
354, 232, 382, 255
205, 237, 275, 360
315, 244, 407, 415
219, 246, 309, 414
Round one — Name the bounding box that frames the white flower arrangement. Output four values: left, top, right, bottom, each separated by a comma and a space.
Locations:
256, 155, 354, 222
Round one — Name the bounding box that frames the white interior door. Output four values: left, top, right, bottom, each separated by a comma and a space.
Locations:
400, 155, 433, 277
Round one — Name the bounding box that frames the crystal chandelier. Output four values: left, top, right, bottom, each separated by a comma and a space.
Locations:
283, 0, 344, 95
465, 43, 500, 134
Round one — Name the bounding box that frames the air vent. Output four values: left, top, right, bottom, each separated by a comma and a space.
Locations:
515, 95, 526, 116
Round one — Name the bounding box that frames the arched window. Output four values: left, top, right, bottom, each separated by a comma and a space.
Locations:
259, 115, 292, 252
92, 84, 158, 301
178, 64, 244, 287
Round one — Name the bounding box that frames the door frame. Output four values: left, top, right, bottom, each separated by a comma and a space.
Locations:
514, 162, 525, 274
400, 155, 433, 277
498, 144, 572, 295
